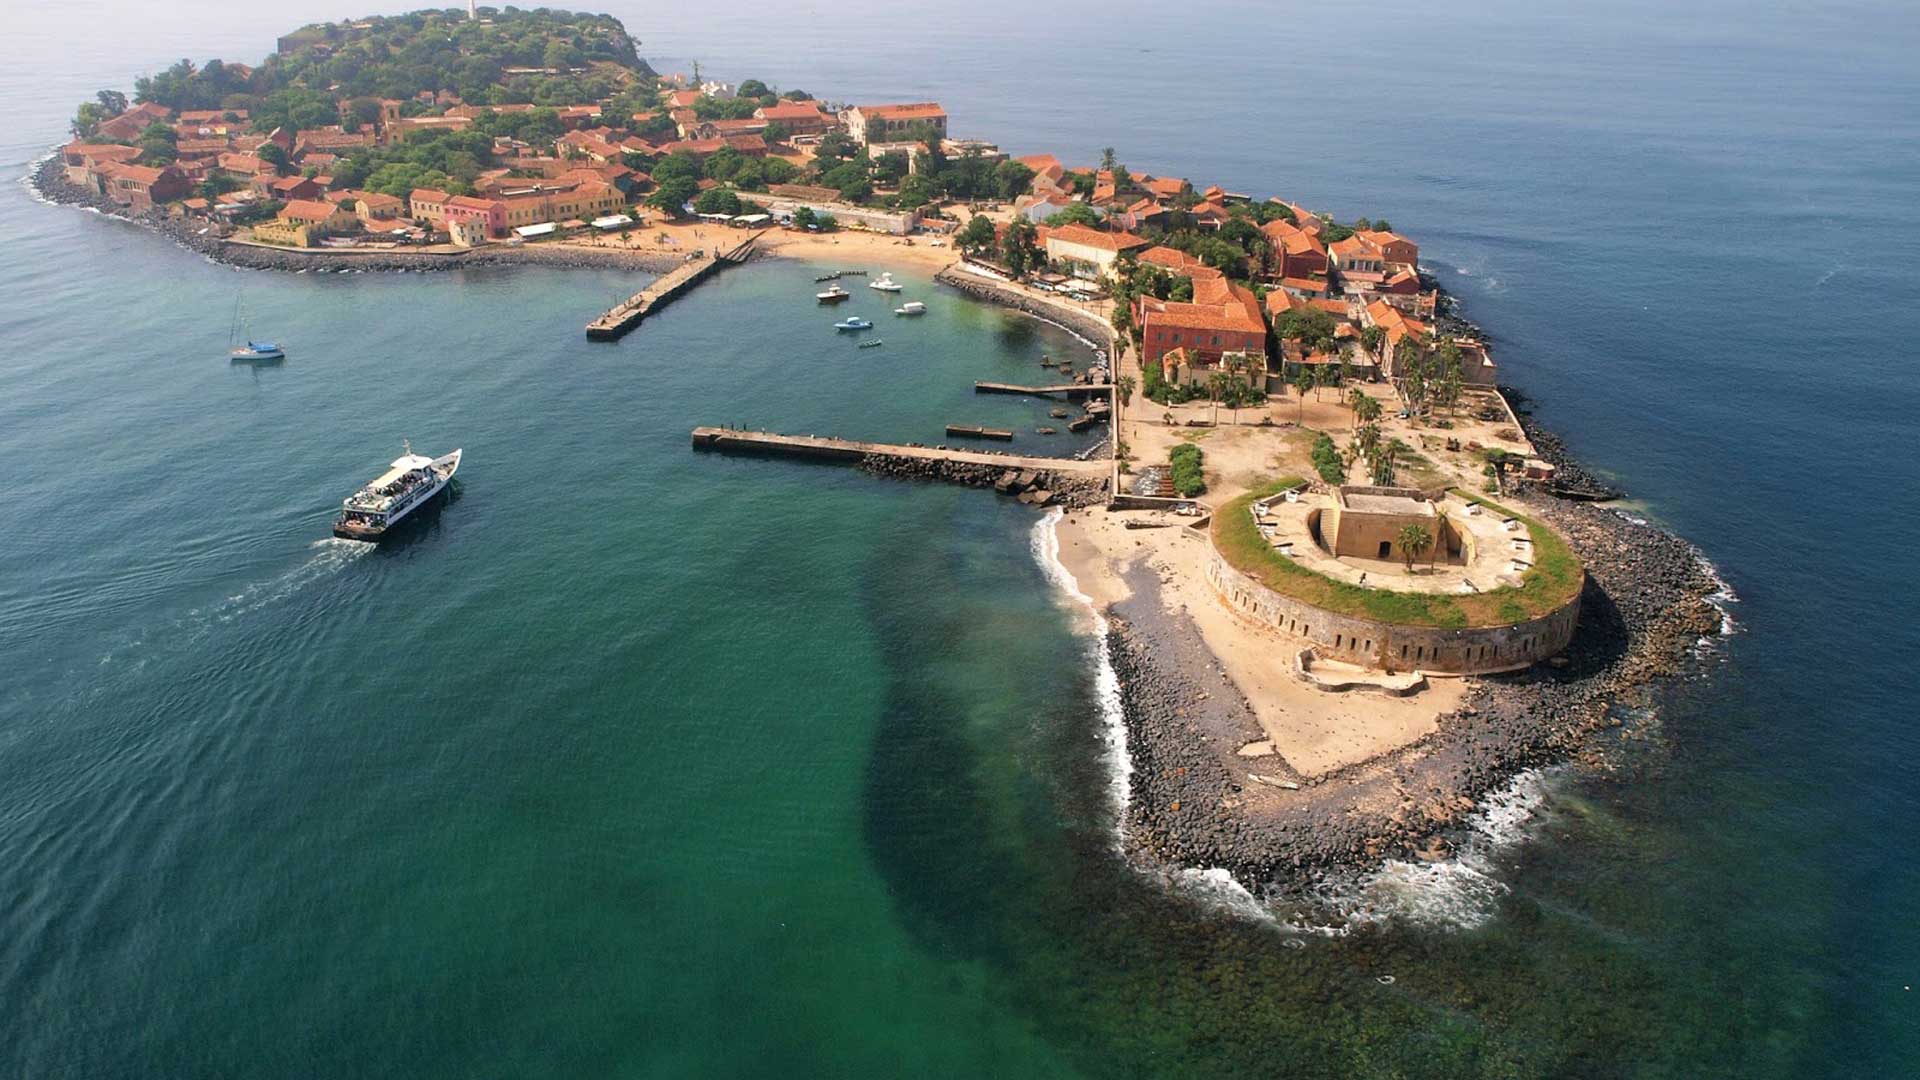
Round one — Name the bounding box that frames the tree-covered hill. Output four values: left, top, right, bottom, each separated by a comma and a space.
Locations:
81, 8, 654, 136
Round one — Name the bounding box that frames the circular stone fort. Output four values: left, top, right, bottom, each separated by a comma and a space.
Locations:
1204, 481, 1585, 676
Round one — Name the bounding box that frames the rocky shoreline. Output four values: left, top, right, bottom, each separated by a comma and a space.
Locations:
28, 155, 682, 275
932, 265, 1117, 352
859, 454, 1108, 508
1109, 492, 1723, 879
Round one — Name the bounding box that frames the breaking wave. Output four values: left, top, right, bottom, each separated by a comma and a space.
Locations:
1276, 769, 1553, 934
1030, 508, 1131, 839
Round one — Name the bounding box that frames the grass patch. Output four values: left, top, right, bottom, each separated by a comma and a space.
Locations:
1210, 480, 1584, 628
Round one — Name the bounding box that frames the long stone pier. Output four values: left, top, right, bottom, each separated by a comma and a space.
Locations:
585, 231, 766, 341
973, 381, 1114, 398
689, 427, 1109, 476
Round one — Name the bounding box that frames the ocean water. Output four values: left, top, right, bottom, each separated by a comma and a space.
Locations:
4, 1, 1919, 1076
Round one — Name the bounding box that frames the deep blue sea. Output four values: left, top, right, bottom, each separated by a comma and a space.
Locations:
3, 2, 1918, 1075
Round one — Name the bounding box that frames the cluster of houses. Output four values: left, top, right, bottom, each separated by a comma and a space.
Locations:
987, 154, 1497, 391
56, 73, 1496, 391
56, 80, 978, 247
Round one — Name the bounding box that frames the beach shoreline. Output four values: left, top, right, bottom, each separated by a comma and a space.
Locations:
1050, 489, 1725, 879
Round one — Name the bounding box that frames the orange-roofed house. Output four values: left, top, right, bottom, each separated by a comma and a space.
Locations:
1365, 299, 1431, 378
754, 100, 836, 136
846, 103, 947, 146
1137, 275, 1269, 375
1042, 223, 1148, 280
100, 162, 190, 210
355, 191, 404, 225
445, 194, 509, 240
665, 89, 703, 110
1137, 245, 1223, 283
269, 175, 323, 202
1143, 176, 1188, 201
1357, 229, 1418, 271
409, 187, 451, 225
1261, 218, 1329, 284
1330, 234, 1389, 287
60, 142, 142, 188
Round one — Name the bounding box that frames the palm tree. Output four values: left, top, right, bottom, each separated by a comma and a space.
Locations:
1208, 370, 1229, 425
1355, 392, 1382, 427
1431, 505, 1451, 568
1291, 366, 1312, 423
1347, 385, 1368, 427
1396, 523, 1432, 574
1116, 373, 1136, 410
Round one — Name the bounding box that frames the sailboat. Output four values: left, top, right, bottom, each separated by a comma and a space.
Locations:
229, 295, 285, 362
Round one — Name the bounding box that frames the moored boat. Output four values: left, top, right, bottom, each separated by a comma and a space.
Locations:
231, 340, 286, 362
228, 294, 284, 361
332, 442, 462, 542
833, 316, 874, 331
868, 272, 903, 292
894, 301, 926, 316
858, 339, 884, 349
817, 284, 851, 303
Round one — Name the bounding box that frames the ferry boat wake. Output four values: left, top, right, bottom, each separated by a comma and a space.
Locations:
332, 442, 461, 542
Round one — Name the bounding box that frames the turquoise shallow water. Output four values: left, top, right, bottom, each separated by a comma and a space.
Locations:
4, 1, 1920, 1076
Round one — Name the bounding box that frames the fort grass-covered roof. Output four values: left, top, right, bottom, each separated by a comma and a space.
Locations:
1213, 479, 1585, 629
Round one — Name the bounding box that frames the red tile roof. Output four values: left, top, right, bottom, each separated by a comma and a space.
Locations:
858, 102, 946, 121
1046, 223, 1148, 253
279, 198, 342, 222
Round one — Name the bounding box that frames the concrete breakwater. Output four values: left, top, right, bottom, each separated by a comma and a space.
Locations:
933, 266, 1117, 351
691, 427, 1108, 507
587, 256, 719, 339
1112, 494, 1726, 879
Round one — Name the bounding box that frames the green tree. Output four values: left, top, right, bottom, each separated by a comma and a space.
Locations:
1291, 366, 1313, 422
1001, 218, 1039, 278
955, 214, 996, 254
1395, 523, 1431, 574
1044, 203, 1102, 228
694, 187, 742, 216
647, 175, 699, 216
1116, 374, 1136, 410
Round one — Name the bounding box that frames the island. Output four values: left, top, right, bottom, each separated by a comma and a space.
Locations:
33, 6, 1726, 882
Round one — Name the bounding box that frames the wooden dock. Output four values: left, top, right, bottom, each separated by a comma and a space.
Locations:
585, 230, 766, 341
974, 381, 1113, 398
690, 427, 1108, 476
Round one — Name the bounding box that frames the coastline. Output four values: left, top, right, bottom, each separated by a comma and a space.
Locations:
35, 133, 1726, 888
1050, 489, 1725, 879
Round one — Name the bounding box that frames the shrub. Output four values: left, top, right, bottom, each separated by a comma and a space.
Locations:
1310, 434, 1345, 484
1170, 443, 1206, 497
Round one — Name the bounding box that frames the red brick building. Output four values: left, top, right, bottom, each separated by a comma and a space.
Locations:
1137, 275, 1269, 373
100, 163, 190, 210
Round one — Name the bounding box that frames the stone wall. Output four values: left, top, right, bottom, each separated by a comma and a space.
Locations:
1204, 544, 1581, 675
932, 266, 1117, 351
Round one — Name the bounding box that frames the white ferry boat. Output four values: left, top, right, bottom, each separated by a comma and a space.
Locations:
868, 272, 903, 292
332, 442, 462, 541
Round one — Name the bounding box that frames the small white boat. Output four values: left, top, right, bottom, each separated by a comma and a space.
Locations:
834, 316, 873, 331
868, 273, 903, 292
817, 285, 851, 303
894, 301, 926, 316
